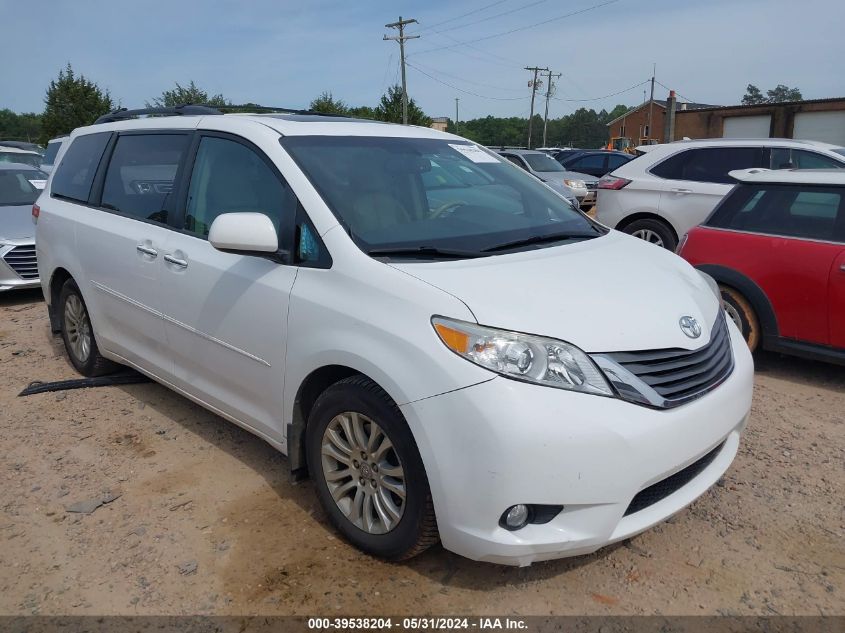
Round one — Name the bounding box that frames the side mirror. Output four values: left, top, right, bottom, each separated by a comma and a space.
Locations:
209, 212, 281, 256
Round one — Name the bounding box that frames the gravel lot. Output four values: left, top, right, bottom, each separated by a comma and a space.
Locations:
0, 289, 842, 616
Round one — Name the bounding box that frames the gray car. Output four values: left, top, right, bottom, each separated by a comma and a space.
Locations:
0, 163, 45, 291
495, 149, 597, 208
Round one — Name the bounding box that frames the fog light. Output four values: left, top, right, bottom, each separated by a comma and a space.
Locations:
502, 504, 530, 530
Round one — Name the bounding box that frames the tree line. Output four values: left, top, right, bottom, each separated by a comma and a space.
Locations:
0, 63, 806, 149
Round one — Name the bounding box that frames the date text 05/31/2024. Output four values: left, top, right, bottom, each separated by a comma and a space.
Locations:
307, 617, 529, 630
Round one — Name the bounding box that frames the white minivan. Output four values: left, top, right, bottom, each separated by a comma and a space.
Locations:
36, 107, 754, 566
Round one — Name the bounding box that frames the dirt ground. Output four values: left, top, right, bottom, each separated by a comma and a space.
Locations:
0, 288, 842, 616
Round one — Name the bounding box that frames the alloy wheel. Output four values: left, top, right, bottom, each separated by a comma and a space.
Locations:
64, 294, 92, 364
631, 228, 665, 247
724, 303, 743, 333
320, 411, 406, 534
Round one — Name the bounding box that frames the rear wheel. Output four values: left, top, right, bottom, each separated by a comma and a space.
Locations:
59, 279, 119, 376
306, 376, 438, 560
720, 285, 760, 352
623, 218, 677, 251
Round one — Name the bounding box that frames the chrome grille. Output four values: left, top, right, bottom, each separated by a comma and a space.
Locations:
3, 245, 38, 280
593, 313, 733, 409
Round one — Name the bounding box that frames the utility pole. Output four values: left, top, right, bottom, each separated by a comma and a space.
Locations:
384, 16, 419, 125
455, 97, 460, 135
525, 66, 548, 148
646, 63, 655, 141
542, 70, 561, 148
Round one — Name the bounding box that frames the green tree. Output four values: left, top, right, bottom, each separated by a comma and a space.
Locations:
374, 85, 432, 126
742, 84, 766, 105
147, 81, 228, 108
0, 109, 43, 142
766, 84, 802, 103
308, 91, 348, 115
742, 83, 802, 105
348, 105, 378, 120
40, 63, 114, 143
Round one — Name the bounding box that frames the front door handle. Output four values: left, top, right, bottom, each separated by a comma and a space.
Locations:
670, 188, 693, 194
840, 264, 845, 272
136, 244, 158, 257
164, 254, 188, 268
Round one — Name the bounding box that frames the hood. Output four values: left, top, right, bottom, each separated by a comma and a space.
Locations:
390, 230, 720, 353
0, 204, 35, 240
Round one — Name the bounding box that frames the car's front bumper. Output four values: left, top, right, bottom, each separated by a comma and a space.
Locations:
400, 318, 754, 566
0, 241, 39, 291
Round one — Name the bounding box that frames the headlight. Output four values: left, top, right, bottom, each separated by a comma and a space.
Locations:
432, 316, 613, 396
698, 271, 725, 309
563, 179, 586, 189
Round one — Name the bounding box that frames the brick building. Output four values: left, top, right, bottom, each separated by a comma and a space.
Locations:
607, 97, 845, 146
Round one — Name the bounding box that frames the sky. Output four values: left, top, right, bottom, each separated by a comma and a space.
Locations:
2, 0, 844, 120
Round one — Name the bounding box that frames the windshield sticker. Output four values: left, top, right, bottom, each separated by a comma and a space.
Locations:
448, 143, 498, 163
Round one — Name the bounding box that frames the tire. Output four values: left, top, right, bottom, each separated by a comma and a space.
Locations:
720, 284, 760, 352
58, 279, 119, 377
305, 375, 438, 560
623, 218, 677, 251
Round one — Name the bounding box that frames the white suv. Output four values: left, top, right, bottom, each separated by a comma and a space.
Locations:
596, 138, 845, 250
36, 107, 753, 566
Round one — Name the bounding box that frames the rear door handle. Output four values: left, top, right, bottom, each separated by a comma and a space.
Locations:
164, 254, 188, 268
840, 264, 845, 272
136, 244, 158, 257
670, 188, 693, 194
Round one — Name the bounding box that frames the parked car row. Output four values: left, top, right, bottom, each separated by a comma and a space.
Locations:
595, 137, 845, 365
30, 107, 753, 566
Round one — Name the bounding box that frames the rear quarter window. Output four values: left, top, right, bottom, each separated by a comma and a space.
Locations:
51, 133, 111, 203
651, 147, 764, 183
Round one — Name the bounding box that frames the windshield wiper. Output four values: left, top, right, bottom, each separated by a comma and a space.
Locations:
366, 246, 484, 259
481, 232, 597, 253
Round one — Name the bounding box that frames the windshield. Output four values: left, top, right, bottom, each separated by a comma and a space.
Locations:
281, 136, 602, 258
522, 152, 565, 172
834, 148, 845, 159
0, 168, 44, 205
42, 141, 63, 164
0, 151, 42, 168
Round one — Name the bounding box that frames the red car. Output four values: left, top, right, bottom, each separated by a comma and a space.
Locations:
678, 168, 845, 365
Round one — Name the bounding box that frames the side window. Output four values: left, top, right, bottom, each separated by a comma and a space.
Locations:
792, 150, 842, 170
101, 134, 189, 223
607, 154, 629, 170
184, 136, 295, 239
572, 154, 605, 171
652, 148, 762, 184
51, 132, 111, 203
708, 184, 843, 242
503, 155, 526, 170
649, 150, 688, 180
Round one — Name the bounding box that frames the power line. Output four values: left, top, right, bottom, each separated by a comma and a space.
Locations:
426, 0, 550, 35
412, 0, 623, 55
405, 62, 529, 101
414, 0, 509, 33
409, 59, 526, 93
550, 79, 650, 102
655, 79, 697, 104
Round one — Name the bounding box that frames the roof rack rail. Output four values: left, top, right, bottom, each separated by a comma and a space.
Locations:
93, 104, 222, 124
217, 104, 352, 118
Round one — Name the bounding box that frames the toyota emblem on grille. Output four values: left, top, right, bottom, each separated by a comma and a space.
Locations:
679, 316, 702, 339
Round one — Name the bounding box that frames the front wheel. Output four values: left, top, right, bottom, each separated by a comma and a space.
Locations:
623, 218, 677, 251
306, 376, 438, 560
720, 285, 760, 352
